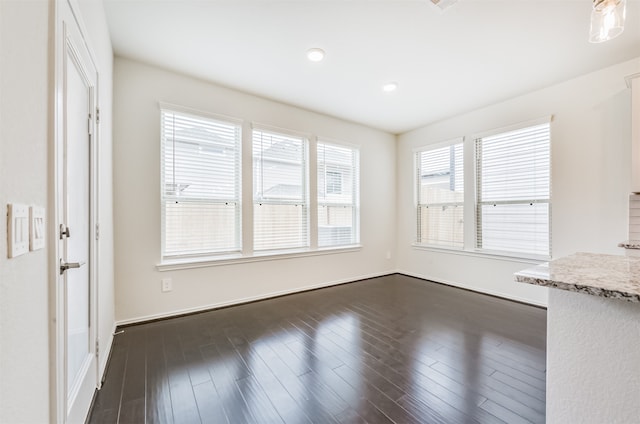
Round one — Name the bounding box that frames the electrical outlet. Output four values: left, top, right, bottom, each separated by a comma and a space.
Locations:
161, 278, 172, 292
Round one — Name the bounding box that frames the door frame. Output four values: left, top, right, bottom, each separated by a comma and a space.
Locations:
51, 0, 100, 422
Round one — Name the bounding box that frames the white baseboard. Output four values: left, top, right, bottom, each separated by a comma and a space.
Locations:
396, 269, 548, 308
99, 322, 117, 383
116, 269, 545, 327
115, 270, 395, 327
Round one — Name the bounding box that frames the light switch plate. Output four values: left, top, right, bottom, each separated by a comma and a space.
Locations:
7, 203, 29, 258
30, 206, 45, 251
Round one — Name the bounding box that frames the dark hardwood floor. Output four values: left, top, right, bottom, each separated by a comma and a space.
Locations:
88, 274, 546, 424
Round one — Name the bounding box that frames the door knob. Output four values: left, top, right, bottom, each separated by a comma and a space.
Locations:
60, 259, 86, 274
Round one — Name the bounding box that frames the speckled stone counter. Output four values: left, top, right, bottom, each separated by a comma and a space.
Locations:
618, 240, 640, 250
514, 252, 640, 303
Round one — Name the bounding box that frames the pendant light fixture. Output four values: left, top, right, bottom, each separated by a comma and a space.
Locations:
589, 0, 626, 43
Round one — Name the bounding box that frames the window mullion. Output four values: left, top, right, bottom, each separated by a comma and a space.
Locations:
241, 120, 253, 256
464, 136, 476, 251
309, 136, 318, 250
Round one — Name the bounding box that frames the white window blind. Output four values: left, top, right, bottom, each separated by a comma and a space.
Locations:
253, 128, 308, 251
161, 109, 241, 258
317, 142, 360, 247
476, 122, 551, 257
416, 142, 464, 248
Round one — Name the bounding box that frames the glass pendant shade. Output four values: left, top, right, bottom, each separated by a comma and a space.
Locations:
589, 0, 626, 43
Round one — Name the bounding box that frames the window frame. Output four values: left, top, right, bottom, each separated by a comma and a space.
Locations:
473, 119, 552, 260
157, 109, 363, 270
412, 117, 552, 262
159, 104, 243, 260
251, 124, 311, 253
317, 139, 361, 248
414, 138, 465, 250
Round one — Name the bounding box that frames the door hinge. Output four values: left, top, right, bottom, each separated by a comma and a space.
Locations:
59, 224, 70, 239
95, 339, 99, 357
88, 113, 93, 136
96, 107, 100, 124
96, 223, 100, 241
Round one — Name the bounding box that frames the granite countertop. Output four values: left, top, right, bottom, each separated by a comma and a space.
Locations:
515, 252, 640, 303
618, 240, 640, 250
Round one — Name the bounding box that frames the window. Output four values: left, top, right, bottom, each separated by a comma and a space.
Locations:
158, 106, 362, 268
253, 128, 309, 251
317, 142, 360, 247
476, 122, 551, 257
414, 119, 551, 259
161, 108, 241, 258
326, 171, 342, 194
416, 141, 464, 248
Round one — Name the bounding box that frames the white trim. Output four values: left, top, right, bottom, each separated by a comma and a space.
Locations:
412, 136, 464, 154
471, 115, 553, 141
98, 321, 117, 383
309, 135, 319, 249
397, 269, 548, 308
52, 2, 101, 421
158, 101, 244, 126
316, 136, 361, 151
157, 245, 362, 271
411, 243, 548, 265
251, 121, 313, 140
117, 269, 546, 327
116, 270, 390, 326
625, 72, 640, 88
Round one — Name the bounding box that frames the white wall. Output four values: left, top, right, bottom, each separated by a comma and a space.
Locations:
0, 1, 51, 422
547, 289, 640, 423
0, 1, 114, 422
113, 58, 396, 324
75, 0, 115, 381
396, 57, 640, 306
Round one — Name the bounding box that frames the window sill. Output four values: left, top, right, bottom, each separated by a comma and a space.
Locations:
157, 245, 363, 271
411, 243, 549, 265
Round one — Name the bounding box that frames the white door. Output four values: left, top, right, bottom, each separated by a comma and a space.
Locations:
56, 5, 99, 422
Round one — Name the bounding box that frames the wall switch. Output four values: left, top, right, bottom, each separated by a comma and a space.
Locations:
161, 278, 172, 292
7, 204, 29, 258
29, 206, 45, 251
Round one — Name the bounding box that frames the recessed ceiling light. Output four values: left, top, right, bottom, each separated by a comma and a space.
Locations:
307, 48, 325, 62
382, 82, 398, 93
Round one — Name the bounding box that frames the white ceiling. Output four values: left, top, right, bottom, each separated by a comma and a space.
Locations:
104, 0, 640, 134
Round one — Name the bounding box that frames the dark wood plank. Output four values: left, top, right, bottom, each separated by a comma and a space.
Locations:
192, 380, 229, 424
146, 324, 173, 424
431, 361, 545, 423
87, 332, 129, 423
88, 274, 547, 424
163, 326, 200, 423
118, 398, 145, 424
200, 343, 257, 424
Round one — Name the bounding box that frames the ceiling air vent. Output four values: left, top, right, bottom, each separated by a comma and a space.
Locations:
429, 0, 458, 11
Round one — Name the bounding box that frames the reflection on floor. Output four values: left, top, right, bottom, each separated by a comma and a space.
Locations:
88, 274, 546, 424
